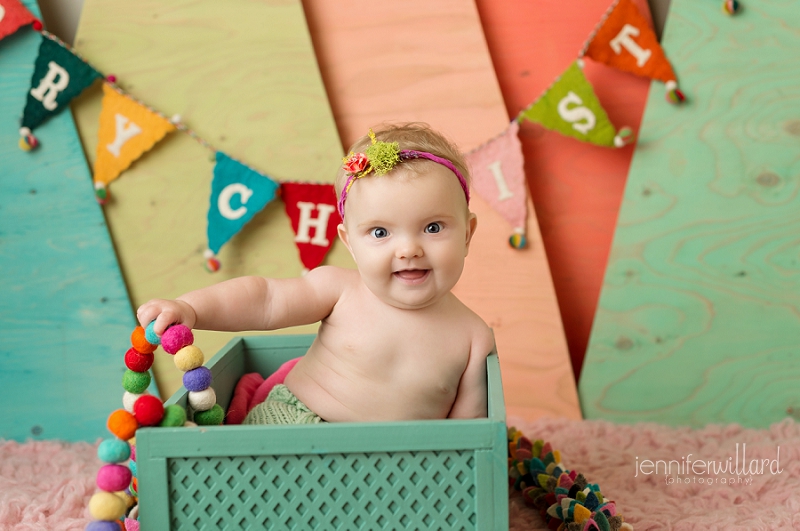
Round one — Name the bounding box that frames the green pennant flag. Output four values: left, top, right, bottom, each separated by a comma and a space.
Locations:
21, 35, 102, 132
520, 61, 629, 147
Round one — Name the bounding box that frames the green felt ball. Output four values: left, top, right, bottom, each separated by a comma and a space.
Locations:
160, 404, 187, 427
193, 403, 224, 426
122, 369, 151, 394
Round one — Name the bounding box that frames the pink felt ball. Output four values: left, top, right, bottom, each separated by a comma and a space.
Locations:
161, 324, 194, 354
96, 463, 133, 492
133, 394, 164, 426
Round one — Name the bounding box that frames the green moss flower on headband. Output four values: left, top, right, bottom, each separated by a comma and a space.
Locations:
363, 130, 400, 176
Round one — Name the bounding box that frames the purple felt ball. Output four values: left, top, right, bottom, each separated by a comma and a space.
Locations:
183, 366, 212, 392
96, 463, 133, 492
86, 521, 121, 531
161, 324, 194, 354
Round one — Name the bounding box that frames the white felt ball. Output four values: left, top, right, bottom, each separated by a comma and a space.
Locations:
188, 387, 216, 411
184, 421, 197, 427
123, 391, 145, 413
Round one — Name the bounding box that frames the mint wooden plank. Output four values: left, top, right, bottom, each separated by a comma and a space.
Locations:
0, 0, 136, 442
580, 0, 800, 427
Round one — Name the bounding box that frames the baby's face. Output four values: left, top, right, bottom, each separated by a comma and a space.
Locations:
338, 164, 477, 310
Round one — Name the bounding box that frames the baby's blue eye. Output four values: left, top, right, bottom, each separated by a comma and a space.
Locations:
371, 227, 389, 239
425, 223, 442, 234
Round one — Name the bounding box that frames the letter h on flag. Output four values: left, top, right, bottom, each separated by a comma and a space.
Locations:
280, 182, 341, 271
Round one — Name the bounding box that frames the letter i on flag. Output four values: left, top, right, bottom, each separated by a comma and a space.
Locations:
19, 34, 102, 149
519, 61, 633, 148
0, 0, 40, 41
206, 152, 280, 272
92, 83, 177, 203
582, 0, 684, 103
466, 121, 529, 249
280, 182, 341, 272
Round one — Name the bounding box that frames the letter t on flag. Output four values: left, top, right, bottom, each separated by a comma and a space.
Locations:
280, 182, 341, 271
206, 152, 279, 271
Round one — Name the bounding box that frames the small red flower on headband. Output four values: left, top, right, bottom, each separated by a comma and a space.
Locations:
343, 152, 369, 174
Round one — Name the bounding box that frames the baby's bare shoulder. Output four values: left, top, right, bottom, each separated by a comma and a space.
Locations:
449, 296, 494, 357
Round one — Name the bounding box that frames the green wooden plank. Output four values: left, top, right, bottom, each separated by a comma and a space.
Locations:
0, 1, 136, 442
580, 0, 800, 428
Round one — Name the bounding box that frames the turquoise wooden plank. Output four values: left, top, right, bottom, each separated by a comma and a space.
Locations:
580, 0, 800, 428
0, 1, 136, 442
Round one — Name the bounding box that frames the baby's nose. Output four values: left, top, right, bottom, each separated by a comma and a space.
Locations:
395, 237, 424, 259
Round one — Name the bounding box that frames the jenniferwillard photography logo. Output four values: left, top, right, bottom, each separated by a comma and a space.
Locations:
635, 444, 783, 486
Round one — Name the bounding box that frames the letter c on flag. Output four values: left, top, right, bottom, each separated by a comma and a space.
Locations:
218, 183, 253, 220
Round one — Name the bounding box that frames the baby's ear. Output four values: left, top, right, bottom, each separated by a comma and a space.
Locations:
337, 223, 356, 261
464, 213, 478, 255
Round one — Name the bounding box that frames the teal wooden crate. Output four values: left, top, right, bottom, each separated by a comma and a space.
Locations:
136, 334, 508, 530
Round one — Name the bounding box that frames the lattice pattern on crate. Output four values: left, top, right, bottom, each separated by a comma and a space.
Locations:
167, 450, 478, 530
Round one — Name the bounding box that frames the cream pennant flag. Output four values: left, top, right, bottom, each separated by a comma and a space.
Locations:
93, 83, 176, 201
466, 121, 528, 249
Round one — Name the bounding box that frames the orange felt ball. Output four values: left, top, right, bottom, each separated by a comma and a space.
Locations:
107, 409, 138, 440
130, 326, 157, 354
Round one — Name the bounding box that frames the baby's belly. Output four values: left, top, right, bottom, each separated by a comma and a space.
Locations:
284, 352, 457, 422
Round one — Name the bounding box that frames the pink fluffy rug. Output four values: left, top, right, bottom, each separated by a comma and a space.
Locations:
2, 418, 798, 530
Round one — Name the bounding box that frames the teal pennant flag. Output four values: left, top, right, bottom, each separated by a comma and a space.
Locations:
21, 35, 102, 131
207, 151, 279, 255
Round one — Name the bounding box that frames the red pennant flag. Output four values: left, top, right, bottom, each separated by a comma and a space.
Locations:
281, 182, 341, 271
0, 0, 39, 41
584, 0, 684, 103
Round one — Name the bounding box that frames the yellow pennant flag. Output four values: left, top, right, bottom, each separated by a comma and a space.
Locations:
93, 83, 176, 192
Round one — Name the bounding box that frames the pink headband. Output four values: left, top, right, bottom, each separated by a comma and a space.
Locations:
337, 149, 470, 219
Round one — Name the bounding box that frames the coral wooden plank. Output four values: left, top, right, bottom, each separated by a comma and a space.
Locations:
474, 0, 653, 379
580, 0, 800, 427
71, 0, 348, 397
0, 1, 135, 442
303, 0, 581, 420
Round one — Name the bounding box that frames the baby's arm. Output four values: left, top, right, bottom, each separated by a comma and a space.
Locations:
137, 266, 349, 335
447, 329, 495, 419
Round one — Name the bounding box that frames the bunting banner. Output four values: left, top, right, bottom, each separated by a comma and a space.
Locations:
519, 62, 632, 148
466, 121, 528, 249
280, 182, 341, 271
0, 0, 38, 41
93, 83, 176, 198
206, 152, 280, 271
20, 34, 101, 144
583, 0, 683, 103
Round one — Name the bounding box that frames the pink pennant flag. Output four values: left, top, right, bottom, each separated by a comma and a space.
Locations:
466, 121, 528, 249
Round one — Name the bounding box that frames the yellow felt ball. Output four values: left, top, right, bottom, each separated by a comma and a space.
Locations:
114, 490, 135, 509
174, 345, 204, 372
88, 491, 126, 520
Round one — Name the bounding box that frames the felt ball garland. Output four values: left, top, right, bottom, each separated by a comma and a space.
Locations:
85, 323, 221, 530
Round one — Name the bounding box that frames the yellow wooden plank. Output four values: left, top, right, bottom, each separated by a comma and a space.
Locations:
72, 0, 351, 397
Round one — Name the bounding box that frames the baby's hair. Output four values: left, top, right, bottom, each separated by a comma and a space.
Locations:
334, 123, 470, 200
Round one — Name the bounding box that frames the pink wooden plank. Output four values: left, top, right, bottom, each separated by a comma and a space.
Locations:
474, 0, 653, 379
303, 0, 581, 420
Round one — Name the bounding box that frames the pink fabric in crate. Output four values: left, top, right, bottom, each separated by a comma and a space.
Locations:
225, 357, 301, 424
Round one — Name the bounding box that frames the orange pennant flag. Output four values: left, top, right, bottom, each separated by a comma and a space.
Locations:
93, 83, 176, 198
584, 0, 683, 102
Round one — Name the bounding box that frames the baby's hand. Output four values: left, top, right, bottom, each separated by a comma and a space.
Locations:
136, 299, 197, 336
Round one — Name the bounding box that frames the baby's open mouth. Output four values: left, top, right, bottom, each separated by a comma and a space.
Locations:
393, 269, 430, 282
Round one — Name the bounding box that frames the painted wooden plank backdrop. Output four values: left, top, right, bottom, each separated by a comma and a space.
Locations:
580, 0, 800, 428
303, 0, 581, 420
72, 0, 349, 398
0, 1, 136, 442
474, 0, 653, 381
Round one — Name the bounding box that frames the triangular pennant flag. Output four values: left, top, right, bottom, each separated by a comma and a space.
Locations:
280, 182, 341, 271
519, 61, 633, 148
20, 34, 102, 147
93, 83, 176, 202
583, 0, 683, 103
466, 121, 528, 249
0, 0, 39, 41
206, 152, 280, 271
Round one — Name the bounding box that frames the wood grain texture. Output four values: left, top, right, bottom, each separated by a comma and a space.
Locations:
0, 0, 136, 442
72, 0, 350, 397
303, 0, 581, 420
474, 0, 654, 381
580, 0, 800, 427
